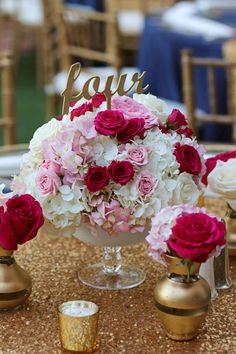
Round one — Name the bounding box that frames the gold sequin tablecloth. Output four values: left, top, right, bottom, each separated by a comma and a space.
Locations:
1, 200, 236, 354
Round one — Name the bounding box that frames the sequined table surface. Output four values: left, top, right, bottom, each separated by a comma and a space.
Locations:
0, 201, 236, 354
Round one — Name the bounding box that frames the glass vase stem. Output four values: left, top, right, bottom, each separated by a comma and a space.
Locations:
103, 247, 122, 275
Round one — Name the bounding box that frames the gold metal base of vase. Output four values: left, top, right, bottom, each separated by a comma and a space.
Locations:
0, 249, 32, 310
154, 255, 211, 341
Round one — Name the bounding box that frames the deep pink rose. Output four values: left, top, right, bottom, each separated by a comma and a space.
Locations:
117, 118, 145, 143
91, 93, 106, 108
201, 150, 236, 185
5, 195, 44, 248
138, 172, 157, 196
94, 110, 125, 136
85, 166, 110, 192
36, 167, 61, 196
108, 161, 135, 185
127, 146, 149, 166
70, 103, 93, 121
167, 213, 226, 263
168, 109, 187, 129
176, 127, 193, 138
159, 126, 170, 134
0, 207, 18, 250
174, 143, 202, 175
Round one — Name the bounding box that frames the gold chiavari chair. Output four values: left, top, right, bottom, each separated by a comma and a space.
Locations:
42, 0, 125, 118
0, 53, 16, 145
181, 49, 236, 143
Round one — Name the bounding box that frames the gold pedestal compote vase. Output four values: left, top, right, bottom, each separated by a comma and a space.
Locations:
76, 224, 147, 290
154, 254, 211, 341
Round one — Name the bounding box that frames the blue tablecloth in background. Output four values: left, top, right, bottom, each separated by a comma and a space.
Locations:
137, 15, 236, 141
65, 0, 103, 11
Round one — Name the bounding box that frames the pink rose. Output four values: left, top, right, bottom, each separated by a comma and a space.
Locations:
117, 118, 145, 143
36, 168, 61, 196
94, 110, 125, 136
112, 96, 158, 128
167, 109, 187, 129
108, 161, 135, 185
70, 102, 93, 121
42, 159, 61, 174
138, 172, 157, 196
128, 146, 149, 166
91, 93, 106, 108
167, 212, 226, 263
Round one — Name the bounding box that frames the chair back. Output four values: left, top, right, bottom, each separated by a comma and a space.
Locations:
41, 0, 120, 85
41, 0, 70, 85
105, 0, 178, 13
0, 53, 16, 145
181, 49, 236, 142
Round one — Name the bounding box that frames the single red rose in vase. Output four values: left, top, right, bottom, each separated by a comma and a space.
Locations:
201, 150, 236, 185
174, 143, 202, 175
167, 109, 187, 129
94, 110, 125, 136
91, 93, 106, 108
167, 212, 226, 263
85, 166, 110, 192
6, 194, 44, 246
117, 118, 145, 143
70, 103, 93, 121
108, 161, 135, 185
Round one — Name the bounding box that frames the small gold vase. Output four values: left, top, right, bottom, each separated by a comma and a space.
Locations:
0, 247, 32, 310
225, 204, 236, 256
154, 254, 211, 341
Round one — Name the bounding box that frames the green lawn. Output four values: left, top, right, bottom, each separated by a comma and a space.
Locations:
0, 52, 46, 145
15, 52, 46, 144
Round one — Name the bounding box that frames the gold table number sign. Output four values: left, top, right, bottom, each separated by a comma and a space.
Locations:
61, 62, 149, 114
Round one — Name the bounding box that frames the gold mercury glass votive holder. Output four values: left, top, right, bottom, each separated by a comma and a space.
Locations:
58, 300, 99, 353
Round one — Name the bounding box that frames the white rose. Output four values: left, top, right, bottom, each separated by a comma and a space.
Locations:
29, 118, 62, 158
172, 173, 200, 205
133, 93, 165, 112
206, 159, 236, 204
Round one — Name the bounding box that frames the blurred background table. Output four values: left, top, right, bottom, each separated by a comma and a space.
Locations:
0, 199, 235, 354
138, 12, 236, 141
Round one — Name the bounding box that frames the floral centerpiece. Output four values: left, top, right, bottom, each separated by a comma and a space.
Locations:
0, 184, 44, 309
202, 150, 236, 256
13, 94, 205, 238
146, 204, 226, 340
146, 204, 226, 268
13, 93, 206, 289
202, 150, 236, 210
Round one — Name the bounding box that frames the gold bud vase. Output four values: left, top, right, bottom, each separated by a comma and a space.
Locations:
225, 204, 236, 256
154, 254, 211, 341
0, 247, 32, 310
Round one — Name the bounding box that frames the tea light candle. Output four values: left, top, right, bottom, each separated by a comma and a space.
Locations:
58, 300, 99, 353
